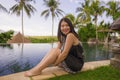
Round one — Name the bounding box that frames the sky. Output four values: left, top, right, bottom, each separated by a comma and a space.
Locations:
0, 0, 117, 36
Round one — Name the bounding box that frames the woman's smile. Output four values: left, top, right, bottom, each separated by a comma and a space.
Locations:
62, 29, 69, 34
60, 21, 70, 35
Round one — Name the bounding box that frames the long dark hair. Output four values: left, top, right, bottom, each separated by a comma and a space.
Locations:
57, 17, 79, 43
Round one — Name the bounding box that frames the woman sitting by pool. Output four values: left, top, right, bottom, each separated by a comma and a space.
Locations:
24, 17, 84, 76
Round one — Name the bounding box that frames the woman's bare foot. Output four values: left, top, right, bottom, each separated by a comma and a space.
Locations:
24, 70, 41, 77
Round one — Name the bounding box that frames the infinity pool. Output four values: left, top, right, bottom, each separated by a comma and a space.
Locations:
0, 43, 113, 76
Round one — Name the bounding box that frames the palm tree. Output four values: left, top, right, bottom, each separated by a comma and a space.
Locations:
65, 13, 81, 28
104, 1, 120, 45
41, 0, 64, 37
106, 1, 120, 20
76, 0, 91, 25
65, 14, 76, 27
0, 4, 7, 12
10, 0, 36, 42
90, 0, 105, 41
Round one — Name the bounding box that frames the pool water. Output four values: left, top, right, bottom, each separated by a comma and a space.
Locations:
0, 43, 113, 76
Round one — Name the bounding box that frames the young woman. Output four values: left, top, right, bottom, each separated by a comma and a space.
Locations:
24, 17, 84, 77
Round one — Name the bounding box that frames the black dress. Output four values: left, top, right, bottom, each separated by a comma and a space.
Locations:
61, 40, 84, 73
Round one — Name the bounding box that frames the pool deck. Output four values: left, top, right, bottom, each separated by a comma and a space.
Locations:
0, 60, 110, 80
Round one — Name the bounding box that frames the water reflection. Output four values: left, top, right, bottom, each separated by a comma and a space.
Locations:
0, 44, 13, 49
83, 43, 113, 62
9, 61, 31, 73
0, 43, 113, 76
0, 43, 52, 76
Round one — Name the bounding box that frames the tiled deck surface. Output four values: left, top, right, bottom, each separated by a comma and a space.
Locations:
0, 60, 110, 80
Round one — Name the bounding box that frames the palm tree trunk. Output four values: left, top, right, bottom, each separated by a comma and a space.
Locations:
95, 14, 98, 42
95, 20, 98, 41
52, 15, 54, 37
22, 8, 24, 43
51, 13, 54, 48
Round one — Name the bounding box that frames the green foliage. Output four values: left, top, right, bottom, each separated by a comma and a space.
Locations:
29, 36, 58, 43
78, 23, 96, 42
97, 22, 111, 42
0, 30, 14, 43
78, 22, 110, 42
98, 32, 106, 41
49, 66, 120, 80
106, 1, 120, 20
113, 12, 120, 20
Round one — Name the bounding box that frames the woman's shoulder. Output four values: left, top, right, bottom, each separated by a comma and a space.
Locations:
66, 33, 78, 41
67, 33, 75, 38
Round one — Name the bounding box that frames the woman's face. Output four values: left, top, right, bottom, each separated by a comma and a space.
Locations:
60, 21, 70, 35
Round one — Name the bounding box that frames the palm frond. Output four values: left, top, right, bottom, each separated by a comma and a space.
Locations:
24, 5, 30, 17
41, 9, 49, 16
44, 11, 50, 19
56, 9, 64, 16
24, 4, 36, 17
10, 4, 21, 16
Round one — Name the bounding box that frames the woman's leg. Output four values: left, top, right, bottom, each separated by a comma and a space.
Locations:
24, 48, 61, 77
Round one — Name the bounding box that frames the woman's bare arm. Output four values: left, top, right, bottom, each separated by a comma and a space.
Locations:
54, 33, 75, 65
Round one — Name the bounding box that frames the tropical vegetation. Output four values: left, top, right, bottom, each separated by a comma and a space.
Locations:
29, 36, 57, 43
0, 30, 14, 43
106, 1, 120, 20
76, 0, 120, 42
0, 0, 120, 43
78, 23, 96, 42
9, 0, 36, 42
41, 0, 64, 37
